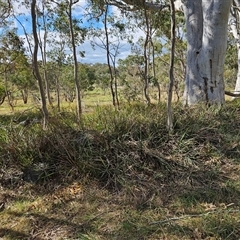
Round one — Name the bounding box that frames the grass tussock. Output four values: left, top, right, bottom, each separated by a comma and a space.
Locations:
0, 101, 240, 239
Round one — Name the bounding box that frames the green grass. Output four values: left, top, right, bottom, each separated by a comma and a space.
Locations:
0, 99, 240, 239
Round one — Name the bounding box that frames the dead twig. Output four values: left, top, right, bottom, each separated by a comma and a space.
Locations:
225, 90, 240, 97
150, 207, 239, 225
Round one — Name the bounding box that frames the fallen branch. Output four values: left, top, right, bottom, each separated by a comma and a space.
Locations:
225, 91, 240, 97
150, 208, 239, 225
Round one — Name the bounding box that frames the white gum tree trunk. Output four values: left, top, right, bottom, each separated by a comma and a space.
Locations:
235, 45, 240, 94
230, 0, 240, 95
235, 45, 240, 93
183, 0, 232, 105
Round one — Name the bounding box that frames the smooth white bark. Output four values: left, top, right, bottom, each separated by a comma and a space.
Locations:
183, 0, 232, 105
230, 0, 240, 95
235, 48, 240, 93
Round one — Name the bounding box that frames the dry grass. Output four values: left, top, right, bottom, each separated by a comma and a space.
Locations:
1, 100, 240, 239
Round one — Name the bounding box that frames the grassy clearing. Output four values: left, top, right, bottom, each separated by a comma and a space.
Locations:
0, 100, 240, 239
0, 88, 113, 116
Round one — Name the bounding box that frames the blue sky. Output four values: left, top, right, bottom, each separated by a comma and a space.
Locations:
10, 0, 140, 65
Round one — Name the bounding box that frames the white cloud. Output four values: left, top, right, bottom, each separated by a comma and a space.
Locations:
12, 0, 146, 65
73, 0, 88, 13
12, 1, 29, 15
12, 0, 88, 16
79, 40, 132, 64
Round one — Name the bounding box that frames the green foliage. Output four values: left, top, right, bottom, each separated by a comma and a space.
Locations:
52, 0, 87, 47
60, 64, 76, 102
0, 28, 34, 103
91, 63, 110, 92
118, 55, 144, 102
79, 63, 96, 92
0, 0, 12, 26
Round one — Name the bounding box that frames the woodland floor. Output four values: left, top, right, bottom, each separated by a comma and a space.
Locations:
1, 157, 240, 239
0, 101, 240, 239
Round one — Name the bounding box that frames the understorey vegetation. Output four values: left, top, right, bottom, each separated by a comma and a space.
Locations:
0, 101, 240, 239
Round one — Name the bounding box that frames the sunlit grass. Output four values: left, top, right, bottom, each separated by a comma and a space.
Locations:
1, 97, 240, 239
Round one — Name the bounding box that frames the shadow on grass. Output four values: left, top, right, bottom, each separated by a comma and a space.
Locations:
0, 228, 30, 239
176, 182, 240, 206
1, 102, 240, 239
1, 208, 99, 239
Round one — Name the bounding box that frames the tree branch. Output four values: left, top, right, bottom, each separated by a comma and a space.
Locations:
106, 0, 168, 11
0, 0, 12, 20
225, 90, 240, 97
150, 208, 239, 225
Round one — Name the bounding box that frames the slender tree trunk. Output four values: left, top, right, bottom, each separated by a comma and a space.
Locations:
0, 93, 6, 105
3, 66, 14, 111
55, 41, 65, 112
38, 3, 52, 106
112, 44, 120, 109
167, 0, 175, 131
150, 38, 160, 102
104, 4, 116, 107
55, 75, 61, 112
31, 0, 48, 128
113, 71, 120, 108
183, 0, 231, 105
21, 88, 28, 104
143, 7, 151, 105
43, 7, 52, 106
68, 0, 82, 121
41, 32, 52, 106
5, 83, 14, 111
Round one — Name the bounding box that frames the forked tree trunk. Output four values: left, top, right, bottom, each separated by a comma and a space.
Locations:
183, 0, 232, 105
